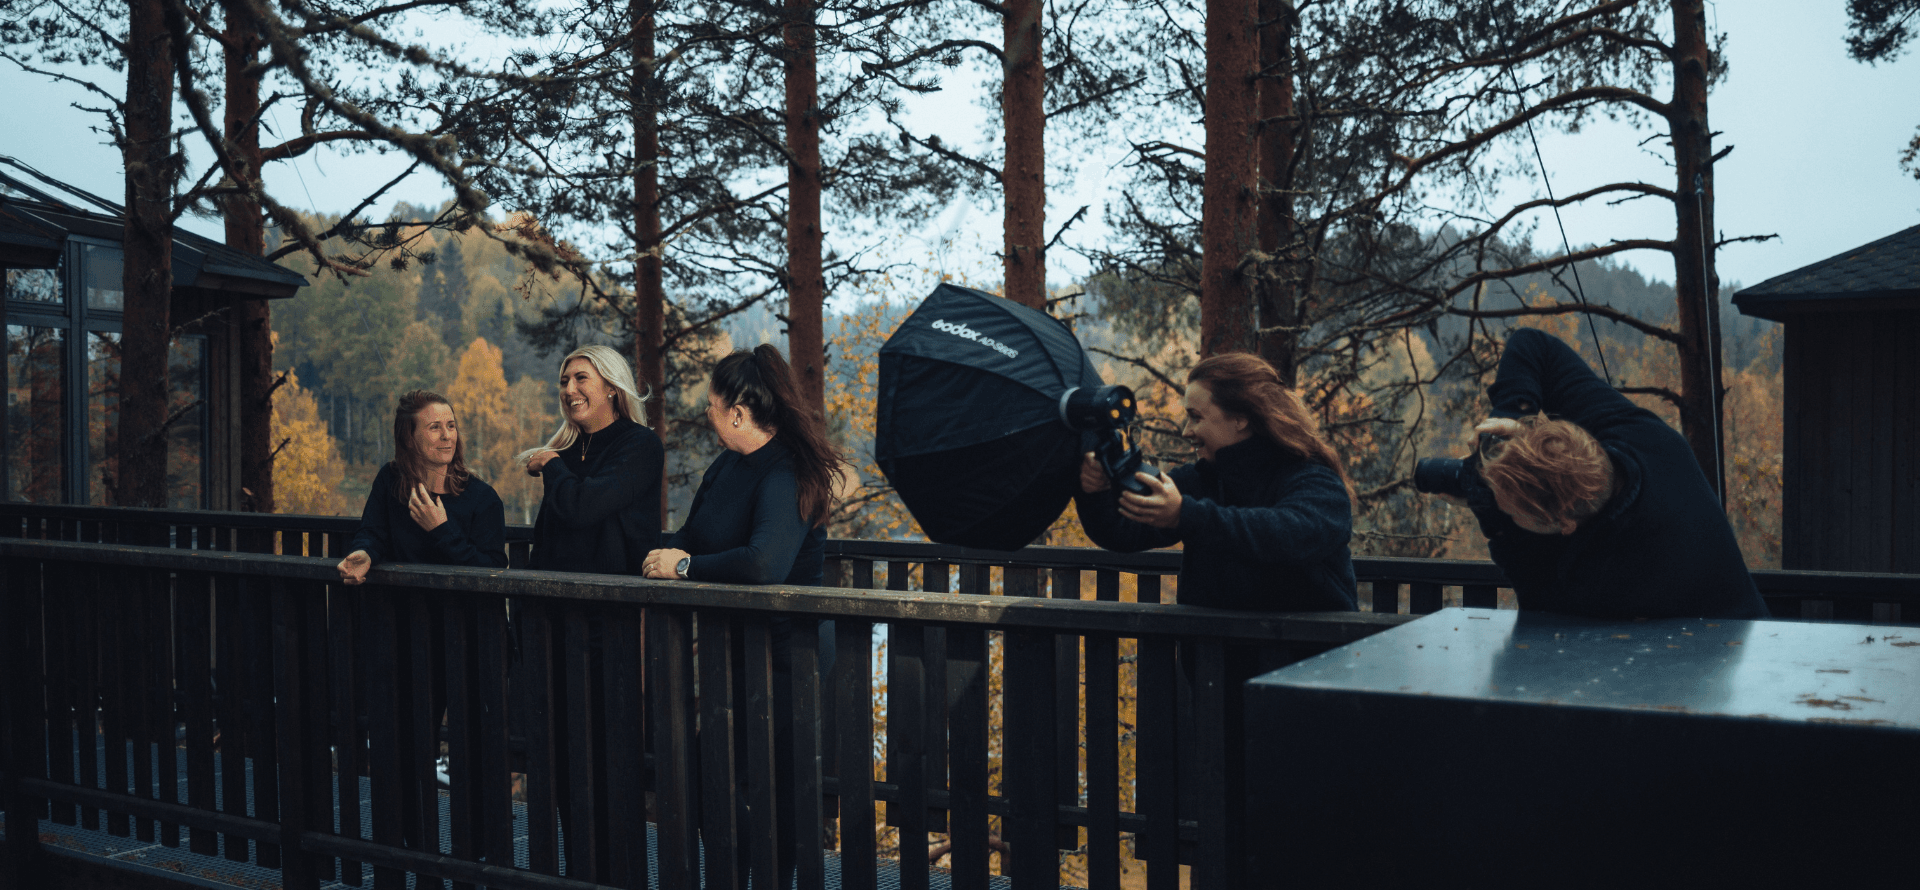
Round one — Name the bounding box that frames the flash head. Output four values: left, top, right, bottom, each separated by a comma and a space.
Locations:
1058, 385, 1139, 432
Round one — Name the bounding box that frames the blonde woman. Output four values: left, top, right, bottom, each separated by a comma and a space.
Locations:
518, 344, 664, 574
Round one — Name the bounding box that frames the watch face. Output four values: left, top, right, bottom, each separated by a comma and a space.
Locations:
676, 557, 690, 578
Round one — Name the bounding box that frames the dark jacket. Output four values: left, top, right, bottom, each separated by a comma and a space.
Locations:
348, 463, 509, 569
669, 438, 824, 585
1074, 436, 1358, 612
527, 416, 665, 574
1471, 328, 1769, 619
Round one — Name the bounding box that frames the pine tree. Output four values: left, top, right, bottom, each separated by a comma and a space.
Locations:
418, 236, 471, 349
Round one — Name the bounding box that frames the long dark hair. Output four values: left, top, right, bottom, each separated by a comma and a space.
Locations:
390, 390, 470, 502
1187, 354, 1355, 504
710, 345, 846, 526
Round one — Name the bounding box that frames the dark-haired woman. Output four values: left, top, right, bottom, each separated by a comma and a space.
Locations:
338, 390, 508, 584
1075, 353, 1358, 612
642, 344, 845, 586
641, 344, 846, 887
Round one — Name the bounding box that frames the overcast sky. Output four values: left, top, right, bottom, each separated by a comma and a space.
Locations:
3, 2, 1915, 295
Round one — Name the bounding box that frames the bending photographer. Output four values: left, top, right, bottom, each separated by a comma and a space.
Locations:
1440, 328, 1768, 619
1075, 353, 1358, 613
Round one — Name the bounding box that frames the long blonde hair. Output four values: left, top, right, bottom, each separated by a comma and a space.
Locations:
515, 344, 650, 462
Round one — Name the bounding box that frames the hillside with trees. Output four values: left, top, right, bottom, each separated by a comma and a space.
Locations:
263, 210, 1783, 569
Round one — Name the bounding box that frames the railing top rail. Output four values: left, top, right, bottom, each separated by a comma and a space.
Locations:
0, 537, 1409, 644
8, 502, 1920, 597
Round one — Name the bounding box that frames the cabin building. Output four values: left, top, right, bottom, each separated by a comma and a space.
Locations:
1732, 223, 1920, 574
0, 158, 306, 509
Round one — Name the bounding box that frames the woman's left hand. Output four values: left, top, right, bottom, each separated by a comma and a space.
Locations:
643, 548, 692, 579
408, 483, 448, 532
1118, 471, 1182, 529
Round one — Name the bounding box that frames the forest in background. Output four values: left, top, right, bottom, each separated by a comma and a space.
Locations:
266, 203, 1784, 570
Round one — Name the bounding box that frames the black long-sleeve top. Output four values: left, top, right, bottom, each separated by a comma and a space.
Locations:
668, 437, 824, 585
347, 463, 509, 569
1471, 328, 1768, 619
1074, 436, 1358, 612
527, 416, 665, 575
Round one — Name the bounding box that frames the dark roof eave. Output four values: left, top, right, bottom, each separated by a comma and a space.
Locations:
187, 270, 304, 300
1732, 290, 1920, 322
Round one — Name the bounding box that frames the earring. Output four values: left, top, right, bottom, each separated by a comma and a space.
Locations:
732, 420, 740, 428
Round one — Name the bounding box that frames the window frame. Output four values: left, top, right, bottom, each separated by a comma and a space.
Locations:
4, 235, 210, 507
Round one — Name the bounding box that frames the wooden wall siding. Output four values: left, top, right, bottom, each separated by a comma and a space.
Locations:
1782, 310, 1919, 573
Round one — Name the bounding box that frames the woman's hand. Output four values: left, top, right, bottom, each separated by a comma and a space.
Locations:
338, 550, 372, 586
1079, 452, 1111, 494
408, 483, 448, 531
1118, 471, 1182, 529
642, 548, 692, 580
525, 450, 561, 476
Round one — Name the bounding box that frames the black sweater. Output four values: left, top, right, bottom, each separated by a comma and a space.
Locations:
347, 463, 508, 569
1471, 329, 1769, 619
668, 438, 824, 586
1074, 437, 1358, 612
527, 417, 665, 575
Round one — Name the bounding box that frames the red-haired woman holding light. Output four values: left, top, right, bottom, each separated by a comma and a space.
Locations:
1076, 353, 1358, 612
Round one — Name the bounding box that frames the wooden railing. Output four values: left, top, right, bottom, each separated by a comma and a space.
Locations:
4, 503, 1914, 623
0, 509, 1406, 890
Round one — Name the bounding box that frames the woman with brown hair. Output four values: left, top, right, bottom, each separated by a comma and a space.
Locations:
642, 344, 846, 585
338, 390, 508, 583
642, 344, 847, 889
1076, 352, 1358, 612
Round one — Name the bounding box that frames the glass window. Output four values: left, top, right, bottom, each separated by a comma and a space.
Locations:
86, 330, 119, 504
5, 266, 62, 305
6, 325, 65, 503
84, 244, 123, 310
167, 337, 205, 508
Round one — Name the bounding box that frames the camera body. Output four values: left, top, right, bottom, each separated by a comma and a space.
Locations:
1413, 431, 1507, 502
1059, 385, 1161, 495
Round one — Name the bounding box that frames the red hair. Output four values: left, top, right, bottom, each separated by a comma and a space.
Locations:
1481, 415, 1612, 524
1187, 354, 1355, 504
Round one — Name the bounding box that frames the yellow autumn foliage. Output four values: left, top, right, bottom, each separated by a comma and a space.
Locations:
271, 374, 352, 516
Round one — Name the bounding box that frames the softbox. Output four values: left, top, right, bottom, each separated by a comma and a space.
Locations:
875, 283, 1106, 550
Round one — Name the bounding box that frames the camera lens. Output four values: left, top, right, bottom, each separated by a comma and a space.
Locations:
1413, 457, 1466, 496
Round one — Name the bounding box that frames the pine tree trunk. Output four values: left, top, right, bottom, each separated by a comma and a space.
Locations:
223, 0, 274, 512
632, 0, 668, 524
785, 0, 826, 425
1255, 0, 1298, 384
1001, 0, 1046, 310
1201, 0, 1259, 357
115, 0, 175, 508
1669, 0, 1724, 500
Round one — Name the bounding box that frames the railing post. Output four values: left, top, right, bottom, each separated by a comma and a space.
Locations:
270, 578, 318, 890
3, 556, 46, 888
786, 618, 827, 890
648, 607, 698, 887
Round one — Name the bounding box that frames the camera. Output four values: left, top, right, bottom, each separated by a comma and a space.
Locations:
1059, 385, 1161, 495
1413, 432, 1507, 501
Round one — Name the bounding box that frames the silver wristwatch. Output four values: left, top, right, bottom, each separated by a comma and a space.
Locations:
675, 557, 691, 579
